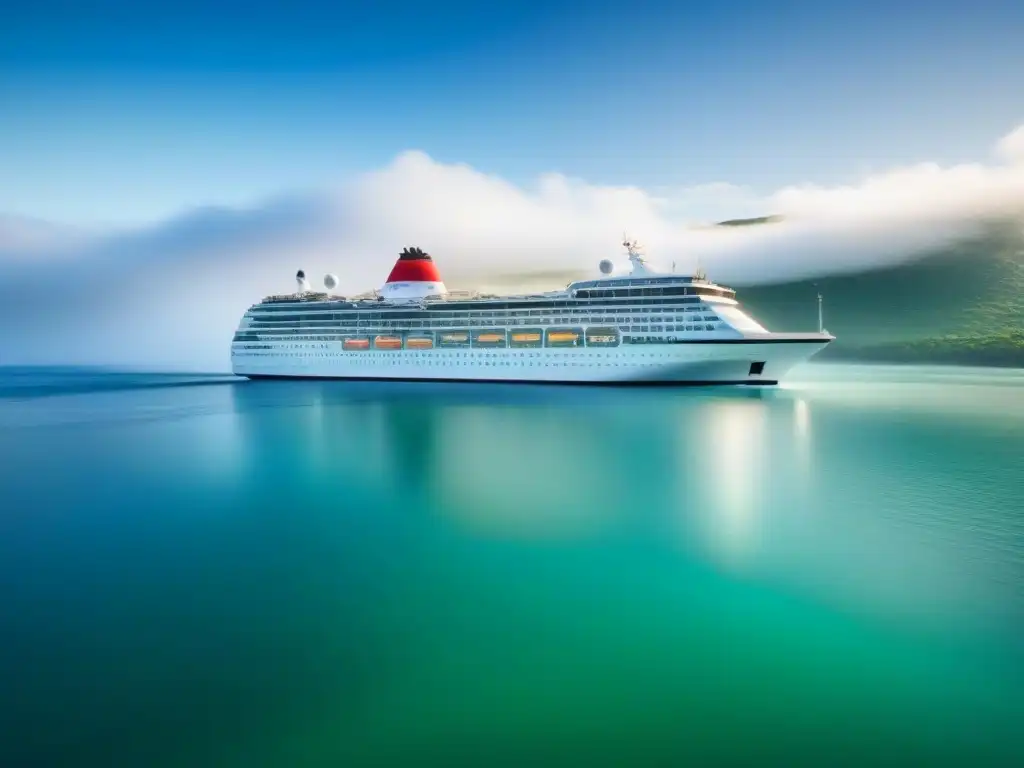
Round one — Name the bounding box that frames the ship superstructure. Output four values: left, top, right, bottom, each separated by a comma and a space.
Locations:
231, 241, 833, 384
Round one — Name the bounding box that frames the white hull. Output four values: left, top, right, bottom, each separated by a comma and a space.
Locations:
232, 335, 831, 385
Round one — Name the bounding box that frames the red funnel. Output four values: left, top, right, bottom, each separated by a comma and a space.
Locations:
386, 247, 442, 283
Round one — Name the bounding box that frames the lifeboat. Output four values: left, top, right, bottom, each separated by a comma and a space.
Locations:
406, 336, 434, 349
475, 332, 506, 344
586, 328, 619, 345
511, 332, 541, 343
374, 335, 403, 350
441, 333, 469, 344
547, 331, 580, 345
343, 338, 370, 350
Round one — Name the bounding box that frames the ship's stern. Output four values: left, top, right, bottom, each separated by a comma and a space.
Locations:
230, 312, 257, 378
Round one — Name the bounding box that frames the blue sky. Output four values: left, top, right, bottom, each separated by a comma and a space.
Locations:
3, 0, 1023, 226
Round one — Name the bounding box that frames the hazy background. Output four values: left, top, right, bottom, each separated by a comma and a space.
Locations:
2, 0, 1023, 371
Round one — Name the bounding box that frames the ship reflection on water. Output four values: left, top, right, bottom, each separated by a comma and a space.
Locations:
227, 376, 1022, 629
229, 381, 780, 543
227, 380, 798, 565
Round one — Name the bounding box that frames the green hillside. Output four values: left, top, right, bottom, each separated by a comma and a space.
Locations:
738, 221, 1024, 366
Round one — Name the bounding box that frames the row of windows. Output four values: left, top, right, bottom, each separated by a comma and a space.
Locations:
249, 305, 715, 325
236, 321, 722, 342
241, 321, 720, 335
234, 351, 686, 367
234, 326, 722, 351
235, 351, 694, 370
237, 346, 644, 358
250, 294, 725, 317
234, 348, 697, 362
574, 286, 733, 299
575, 277, 687, 288
248, 319, 714, 333
242, 321, 721, 339
570, 276, 727, 290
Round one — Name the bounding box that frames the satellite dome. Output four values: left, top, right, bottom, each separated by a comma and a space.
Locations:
599, 259, 614, 275
324, 273, 339, 290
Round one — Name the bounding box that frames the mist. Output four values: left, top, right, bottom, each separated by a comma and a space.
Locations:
1, 125, 1022, 372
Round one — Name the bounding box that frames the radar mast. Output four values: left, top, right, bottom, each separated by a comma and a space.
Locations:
622, 235, 653, 275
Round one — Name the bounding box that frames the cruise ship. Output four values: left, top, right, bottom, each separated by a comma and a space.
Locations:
231, 241, 834, 385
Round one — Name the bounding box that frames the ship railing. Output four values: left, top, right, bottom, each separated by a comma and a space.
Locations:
263, 291, 329, 303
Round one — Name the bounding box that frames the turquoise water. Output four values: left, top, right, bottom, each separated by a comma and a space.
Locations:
1, 364, 1023, 766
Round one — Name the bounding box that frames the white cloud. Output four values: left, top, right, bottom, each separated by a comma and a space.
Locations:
995, 125, 1024, 164
330, 125, 1024, 287
0, 124, 1022, 370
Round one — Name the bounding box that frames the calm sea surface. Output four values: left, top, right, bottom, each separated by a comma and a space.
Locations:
1, 364, 1023, 767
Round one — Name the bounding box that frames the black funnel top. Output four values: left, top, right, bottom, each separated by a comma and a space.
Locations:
398, 247, 432, 261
